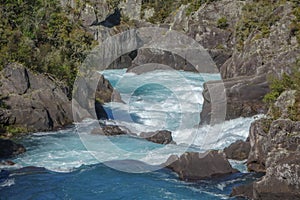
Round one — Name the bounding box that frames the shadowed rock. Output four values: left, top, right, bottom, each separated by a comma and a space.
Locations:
91, 9, 121, 28
0, 139, 26, 158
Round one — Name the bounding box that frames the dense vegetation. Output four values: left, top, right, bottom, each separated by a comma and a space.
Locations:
0, 0, 96, 93
235, 0, 300, 50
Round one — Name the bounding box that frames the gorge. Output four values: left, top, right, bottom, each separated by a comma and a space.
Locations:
1, 0, 300, 199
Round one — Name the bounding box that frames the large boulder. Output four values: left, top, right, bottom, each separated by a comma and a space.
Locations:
200, 75, 269, 124
224, 139, 250, 161
165, 150, 238, 181
0, 139, 26, 158
0, 63, 73, 133
140, 130, 174, 145
247, 118, 273, 172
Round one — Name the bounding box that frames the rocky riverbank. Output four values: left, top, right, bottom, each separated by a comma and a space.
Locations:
229, 91, 300, 199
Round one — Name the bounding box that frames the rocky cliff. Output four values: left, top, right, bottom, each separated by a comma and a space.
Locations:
0, 63, 72, 136
199, 0, 300, 123
65, 0, 300, 124
0, 63, 119, 137
230, 90, 300, 199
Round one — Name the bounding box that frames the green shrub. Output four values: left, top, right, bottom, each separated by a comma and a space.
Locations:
263, 73, 294, 104
235, 1, 282, 50
141, 0, 218, 24
0, 0, 96, 95
217, 17, 228, 29
264, 60, 300, 120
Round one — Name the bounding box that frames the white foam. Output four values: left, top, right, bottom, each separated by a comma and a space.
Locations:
0, 178, 15, 187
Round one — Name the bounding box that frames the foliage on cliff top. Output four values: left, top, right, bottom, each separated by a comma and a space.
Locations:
235, 1, 284, 50
141, 0, 218, 24
0, 0, 96, 93
235, 0, 300, 50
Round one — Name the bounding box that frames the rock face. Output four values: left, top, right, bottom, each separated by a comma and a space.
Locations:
199, 1, 300, 123
0, 63, 73, 133
200, 75, 269, 124
140, 130, 174, 145
230, 91, 300, 199
95, 74, 123, 104
246, 118, 300, 199
247, 90, 299, 172
220, 3, 299, 80
72, 72, 122, 122
127, 48, 197, 73
165, 150, 238, 181
230, 182, 254, 199
0, 139, 26, 158
91, 125, 126, 136
224, 139, 250, 161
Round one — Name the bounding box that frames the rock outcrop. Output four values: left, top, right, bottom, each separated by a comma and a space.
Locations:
224, 138, 250, 161
140, 130, 174, 145
0, 139, 26, 158
200, 1, 300, 123
0, 63, 120, 134
231, 91, 300, 199
0, 63, 73, 134
200, 75, 269, 124
246, 118, 300, 199
165, 150, 238, 181
95, 74, 123, 104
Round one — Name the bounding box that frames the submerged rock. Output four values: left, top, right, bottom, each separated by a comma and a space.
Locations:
165, 150, 238, 181
140, 130, 174, 145
224, 139, 250, 161
0, 139, 26, 158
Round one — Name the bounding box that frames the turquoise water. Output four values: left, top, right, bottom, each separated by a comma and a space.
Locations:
0, 162, 260, 200
0, 69, 259, 199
